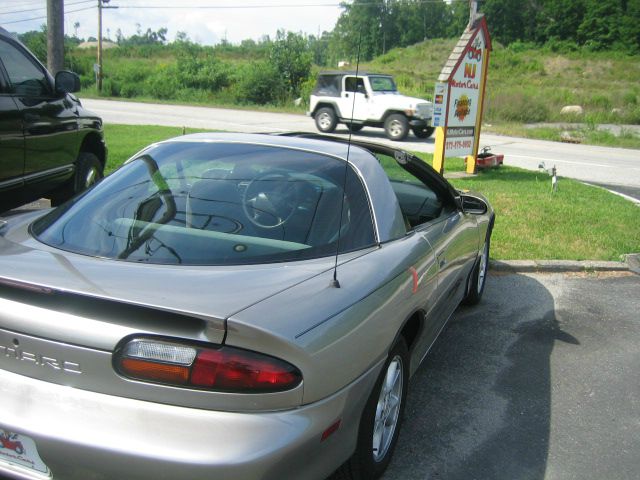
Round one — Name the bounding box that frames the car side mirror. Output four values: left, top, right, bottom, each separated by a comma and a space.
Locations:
460, 194, 488, 215
55, 71, 80, 94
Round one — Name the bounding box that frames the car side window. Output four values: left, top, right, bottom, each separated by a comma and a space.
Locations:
0, 38, 50, 97
345, 77, 365, 93
377, 153, 453, 231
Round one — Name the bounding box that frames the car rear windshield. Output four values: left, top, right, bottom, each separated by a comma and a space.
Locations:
32, 141, 376, 265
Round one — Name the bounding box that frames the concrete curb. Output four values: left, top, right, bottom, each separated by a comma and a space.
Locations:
624, 254, 640, 274
490, 258, 634, 273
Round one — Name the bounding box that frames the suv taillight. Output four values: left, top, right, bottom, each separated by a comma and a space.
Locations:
114, 337, 302, 393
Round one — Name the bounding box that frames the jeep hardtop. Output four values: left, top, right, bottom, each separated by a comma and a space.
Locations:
308, 71, 434, 141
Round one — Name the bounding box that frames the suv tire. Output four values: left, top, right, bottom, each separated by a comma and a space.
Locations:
50, 152, 104, 206
384, 114, 409, 141
315, 107, 337, 133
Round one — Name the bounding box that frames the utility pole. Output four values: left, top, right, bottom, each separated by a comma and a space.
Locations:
97, 0, 116, 93
47, 0, 64, 74
97, 0, 103, 92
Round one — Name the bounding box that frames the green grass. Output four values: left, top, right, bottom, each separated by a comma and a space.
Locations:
398, 152, 639, 261
484, 123, 640, 149
103, 124, 640, 261
104, 124, 212, 173
450, 167, 639, 261
411, 155, 639, 261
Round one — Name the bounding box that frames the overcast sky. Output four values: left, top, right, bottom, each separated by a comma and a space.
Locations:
1, 0, 345, 44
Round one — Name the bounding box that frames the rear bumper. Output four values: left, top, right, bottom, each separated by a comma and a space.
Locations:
0, 364, 380, 480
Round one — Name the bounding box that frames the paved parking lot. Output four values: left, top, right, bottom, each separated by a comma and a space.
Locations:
382, 271, 640, 480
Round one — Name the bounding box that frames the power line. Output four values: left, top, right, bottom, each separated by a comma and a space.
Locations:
115, 3, 342, 9
0, 5, 96, 25
0, 0, 470, 26
0, 0, 94, 16
99, 0, 466, 9
0, 0, 47, 9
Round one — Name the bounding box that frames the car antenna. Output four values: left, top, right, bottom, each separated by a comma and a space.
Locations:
331, 36, 362, 289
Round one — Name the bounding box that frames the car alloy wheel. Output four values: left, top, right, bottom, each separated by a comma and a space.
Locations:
372, 355, 403, 462
335, 337, 408, 479
315, 107, 337, 133
462, 233, 491, 306
384, 114, 409, 141
477, 241, 488, 295
387, 121, 403, 138
318, 113, 332, 129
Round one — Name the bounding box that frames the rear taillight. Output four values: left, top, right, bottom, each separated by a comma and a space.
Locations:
114, 337, 302, 393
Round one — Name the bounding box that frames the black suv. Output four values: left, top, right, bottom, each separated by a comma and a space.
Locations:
0, 27, 106, 213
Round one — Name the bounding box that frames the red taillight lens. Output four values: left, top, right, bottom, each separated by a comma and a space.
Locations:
115, 338, 302, 393
191, 349, 301, 390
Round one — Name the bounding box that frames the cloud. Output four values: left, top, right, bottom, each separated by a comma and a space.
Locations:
6, 1, 342, 45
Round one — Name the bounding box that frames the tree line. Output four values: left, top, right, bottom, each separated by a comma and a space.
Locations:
14, 0, 639, 108
331, 0, 640, 59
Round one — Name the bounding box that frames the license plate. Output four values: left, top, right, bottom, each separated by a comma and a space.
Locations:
0, 429, 51, 478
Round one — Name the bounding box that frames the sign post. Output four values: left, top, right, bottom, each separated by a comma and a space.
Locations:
432, 14, 491, 174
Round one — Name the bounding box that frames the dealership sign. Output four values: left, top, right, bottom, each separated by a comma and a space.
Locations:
433, 15, 491, 174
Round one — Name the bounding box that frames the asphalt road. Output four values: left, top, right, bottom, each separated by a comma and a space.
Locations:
82, 99, 640, 196
378, 271, 640, 480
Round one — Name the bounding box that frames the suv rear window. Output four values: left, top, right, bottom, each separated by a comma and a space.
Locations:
312, 75, 341, 97
32, 142, 376, 265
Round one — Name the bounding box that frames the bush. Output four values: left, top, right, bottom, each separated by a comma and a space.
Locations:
623, 106, 640, 124
143, 69, 181, 99
269, 30, 312, 96
100, 78, 120, 97
485, 91, 550, 123
588, 94, 612, 109
234, 61, 286, 105
507, 41, 538, 53
176, 50, 230, 91
298, 76, 317, 107
543, 39, 580, 54
623, 91, 638, 106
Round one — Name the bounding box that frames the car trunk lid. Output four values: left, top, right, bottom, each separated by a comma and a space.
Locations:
0, 221, 334, 409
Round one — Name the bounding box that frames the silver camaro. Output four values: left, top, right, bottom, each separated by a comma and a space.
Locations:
0, 133, 494, 480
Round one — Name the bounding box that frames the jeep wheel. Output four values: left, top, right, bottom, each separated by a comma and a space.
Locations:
315, 107, 337, 133
412, 126, 435, 139
384, 114, 409, 141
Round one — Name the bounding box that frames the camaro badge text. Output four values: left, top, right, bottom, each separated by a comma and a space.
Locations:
0, 344, 82, 374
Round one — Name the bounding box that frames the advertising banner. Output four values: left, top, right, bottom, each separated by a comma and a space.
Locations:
432, 82, 448, 128
432, 15, 491, 174
444, 30, 486, 157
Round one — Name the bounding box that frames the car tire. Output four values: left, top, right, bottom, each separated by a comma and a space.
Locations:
334, 336, 409, 480
384, 114, 409, 141
315, 107, 338, 133
462, 235, 490, 305
50, 152, 104, 206
412, 126, 435, 139
346, 123, 364, 132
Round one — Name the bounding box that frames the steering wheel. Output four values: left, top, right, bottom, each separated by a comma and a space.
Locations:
242, 172, 300, 229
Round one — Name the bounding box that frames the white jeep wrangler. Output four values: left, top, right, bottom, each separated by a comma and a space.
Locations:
308, 71, 434, 141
